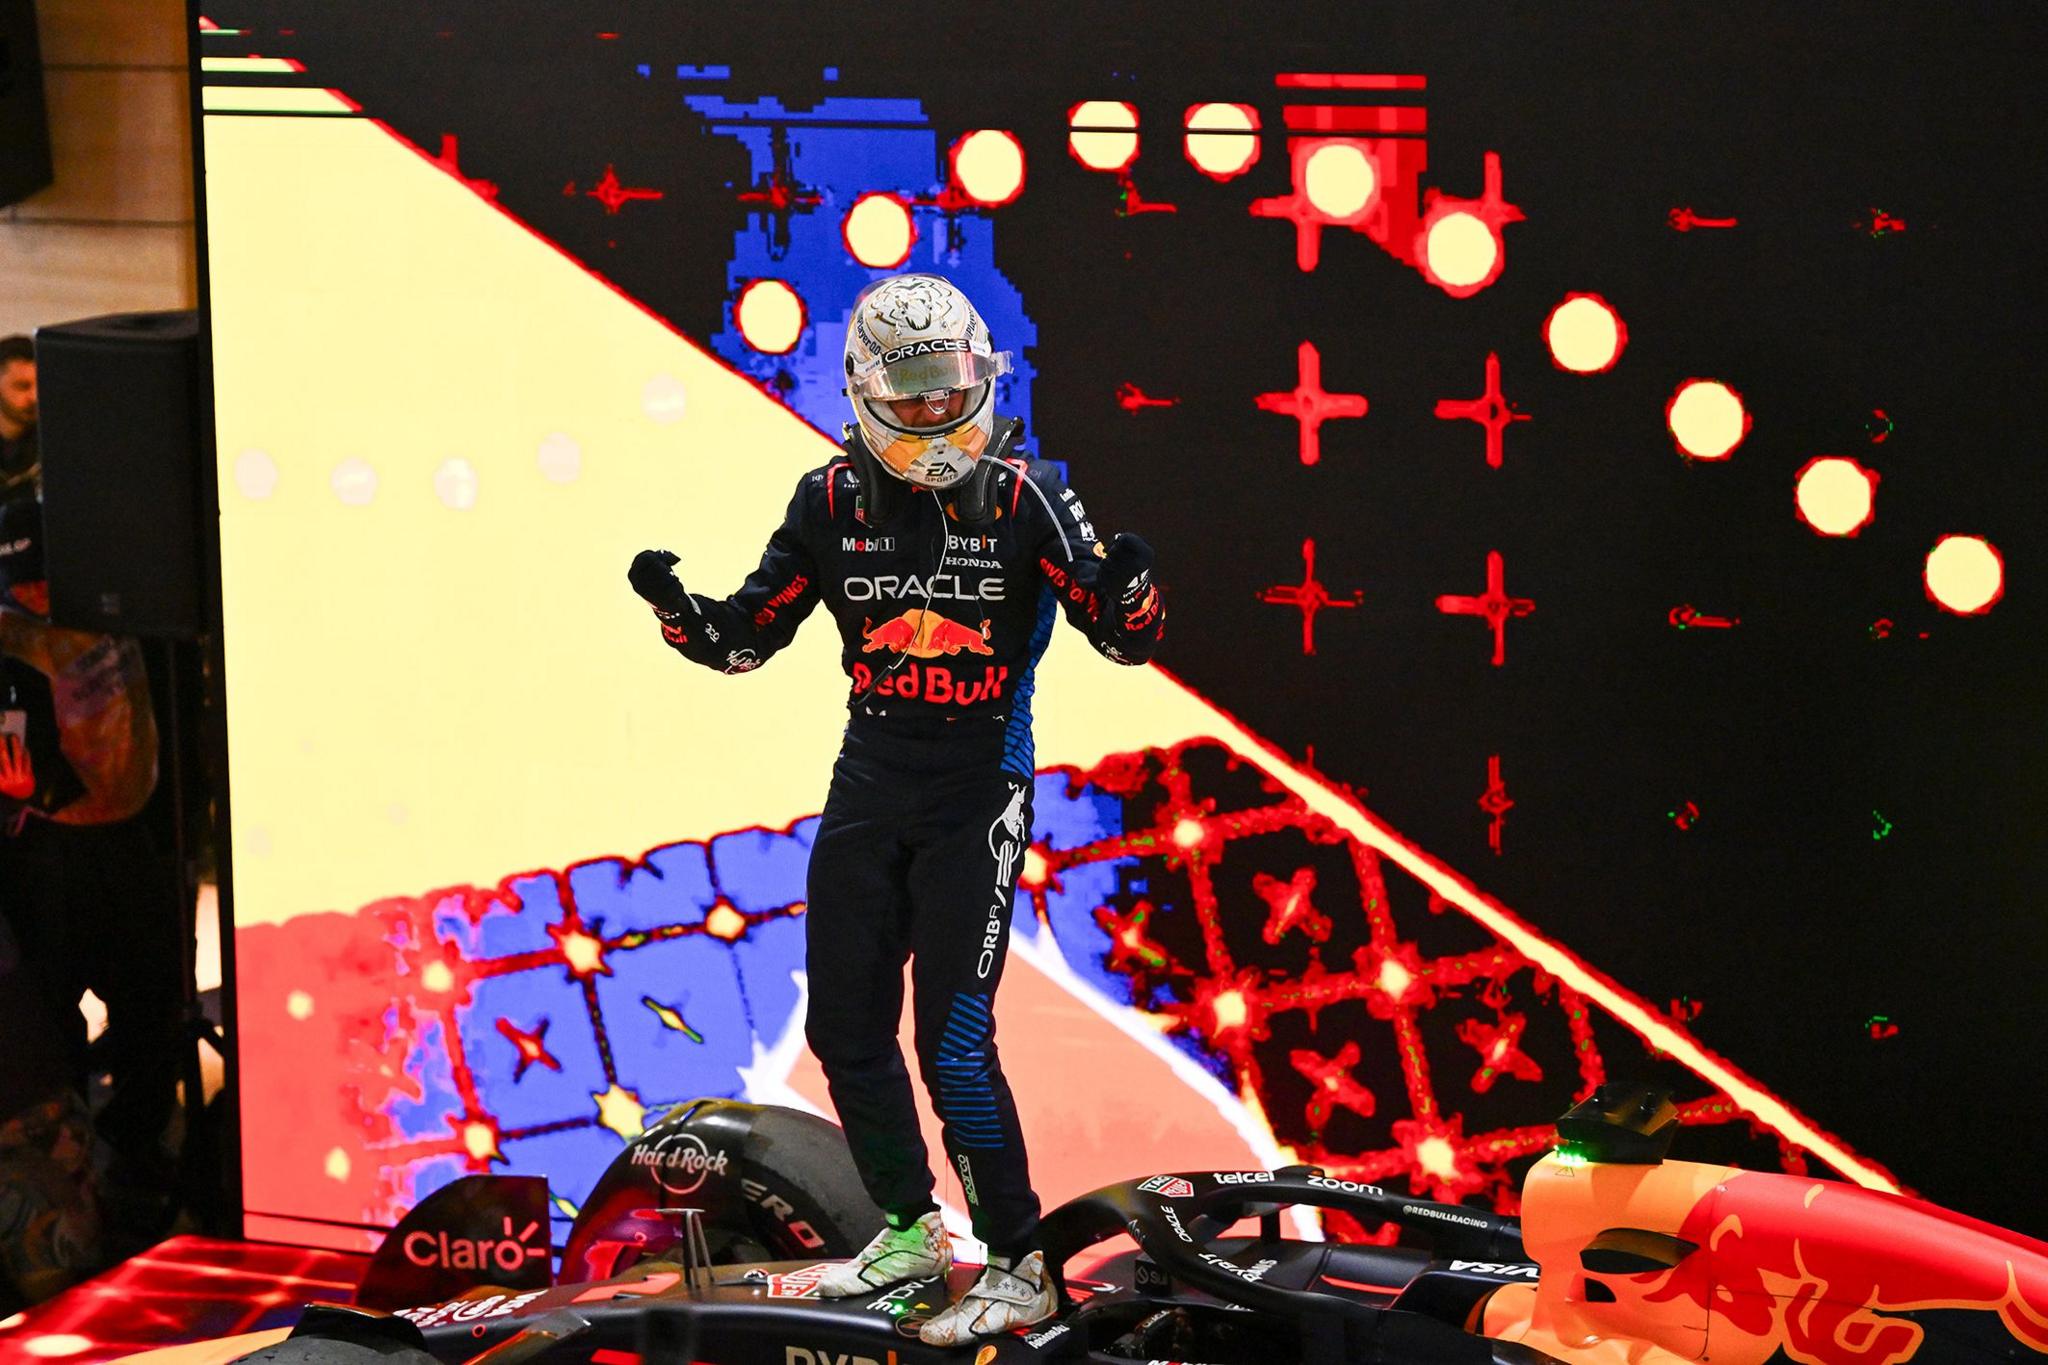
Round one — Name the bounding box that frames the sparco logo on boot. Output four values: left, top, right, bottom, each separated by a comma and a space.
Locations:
630, 1130, 731, 1195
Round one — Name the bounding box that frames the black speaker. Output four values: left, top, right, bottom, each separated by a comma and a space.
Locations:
33, 311, 211, 638
0, 0, 54, 207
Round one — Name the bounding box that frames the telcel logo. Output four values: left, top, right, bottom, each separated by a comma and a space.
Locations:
402, 1215, 546, 1275
1212, 1171, 1275, 1185
630, 1130, 731, 1195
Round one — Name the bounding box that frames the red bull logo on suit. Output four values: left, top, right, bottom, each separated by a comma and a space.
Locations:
859, 609, 995, 659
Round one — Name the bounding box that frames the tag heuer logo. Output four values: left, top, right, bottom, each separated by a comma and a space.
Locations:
1137, 1175, 1194, 1199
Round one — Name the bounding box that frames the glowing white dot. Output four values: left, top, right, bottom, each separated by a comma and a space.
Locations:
641, 373, 688, 424
1544, 294, 1626, 373
422, 960, 454, 993
1925, 535, 2003, 615
286, 990, 315, 1020
1416, 1136, 1459, 1180
1069, 100, 1139, 172
78, 989, 106, 1042
842, 193, 915, 269
1795, 457, 1877, 537
433, 457, 479, 511
22, 1336, 93, 1359
1668, 380, 1749, 460
1303, 142, 1375, 219
1021, 846, 1050, 888
1211, 990, 1248, 1030
330, 456, 377, 506
1184, 102, 1259, 179
234, 447, 278, 500
736, 279, 806, 354
1, 1313, 25, 1331
324, 1147, 351, 1181
537, 432, 582, 483
1425, 212, 1500, 289
951, 130, 1026, 206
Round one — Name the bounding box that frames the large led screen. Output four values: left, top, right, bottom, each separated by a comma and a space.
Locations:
197, 3, 2047, 1250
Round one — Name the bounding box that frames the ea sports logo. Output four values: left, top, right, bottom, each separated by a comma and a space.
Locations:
630, 1130, 731, 1196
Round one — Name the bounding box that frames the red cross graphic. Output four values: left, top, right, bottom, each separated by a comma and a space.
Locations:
1115, 382, 1180, 412
1456, 1012, 1544, 1092
1093, 900, 1172, 976
1435, 551, 1534, 666
1256, 342, 1368, 467
586, 164, 664, 215
1290, 1040, 1377, 1132
1258, 538, 1363, 655
1434, 352, 1530, 469
1477, 754, 1513, 855
494, 1016, 562, 1082
1253, 867, 1333, 945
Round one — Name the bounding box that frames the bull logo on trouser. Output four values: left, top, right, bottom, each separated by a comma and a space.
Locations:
860, 610, 995, 658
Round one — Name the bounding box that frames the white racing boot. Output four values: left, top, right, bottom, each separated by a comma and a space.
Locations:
814, 1211, 952, 1298
917, 1249, 1056, 1346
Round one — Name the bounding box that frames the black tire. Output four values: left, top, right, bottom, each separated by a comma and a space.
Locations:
739, 1103, 885, 1258
563, 1099, 883, 1278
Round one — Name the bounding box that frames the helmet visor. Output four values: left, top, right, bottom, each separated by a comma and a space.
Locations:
849, 341, 1012, 401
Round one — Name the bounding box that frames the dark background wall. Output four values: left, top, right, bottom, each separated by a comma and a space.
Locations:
207, 1, 2047, 1232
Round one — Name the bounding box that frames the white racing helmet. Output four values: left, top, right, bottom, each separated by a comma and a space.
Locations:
844, 273, 1013, 490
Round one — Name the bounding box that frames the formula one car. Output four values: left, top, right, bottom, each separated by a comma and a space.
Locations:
120, 1087, 2048, 1365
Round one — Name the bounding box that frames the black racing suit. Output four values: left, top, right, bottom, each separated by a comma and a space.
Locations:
648, 442, 1164, 1254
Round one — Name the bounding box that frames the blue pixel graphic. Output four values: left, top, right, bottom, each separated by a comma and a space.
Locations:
368, 775, 1132, 1224
682, 92, 1039, 446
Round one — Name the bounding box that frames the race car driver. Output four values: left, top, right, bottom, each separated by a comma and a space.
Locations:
628, 272, 1164, 1344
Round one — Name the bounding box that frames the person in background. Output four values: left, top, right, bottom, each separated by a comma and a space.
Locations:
0, 911, 102, 1316
0, 496, 181, 1204
0, 337, 36, 502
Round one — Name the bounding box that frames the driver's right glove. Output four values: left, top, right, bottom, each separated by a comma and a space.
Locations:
628, 548, 693, 617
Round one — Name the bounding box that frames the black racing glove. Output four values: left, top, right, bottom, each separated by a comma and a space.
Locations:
1097, 533, 1161, 634
628, 549, 692, 617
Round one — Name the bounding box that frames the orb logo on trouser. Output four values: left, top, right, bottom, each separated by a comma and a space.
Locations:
981, 783, 1027, 980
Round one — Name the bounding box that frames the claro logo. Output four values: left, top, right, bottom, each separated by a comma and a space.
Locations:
630, 1130, 731, 1195
403, 1215, 547, 1275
